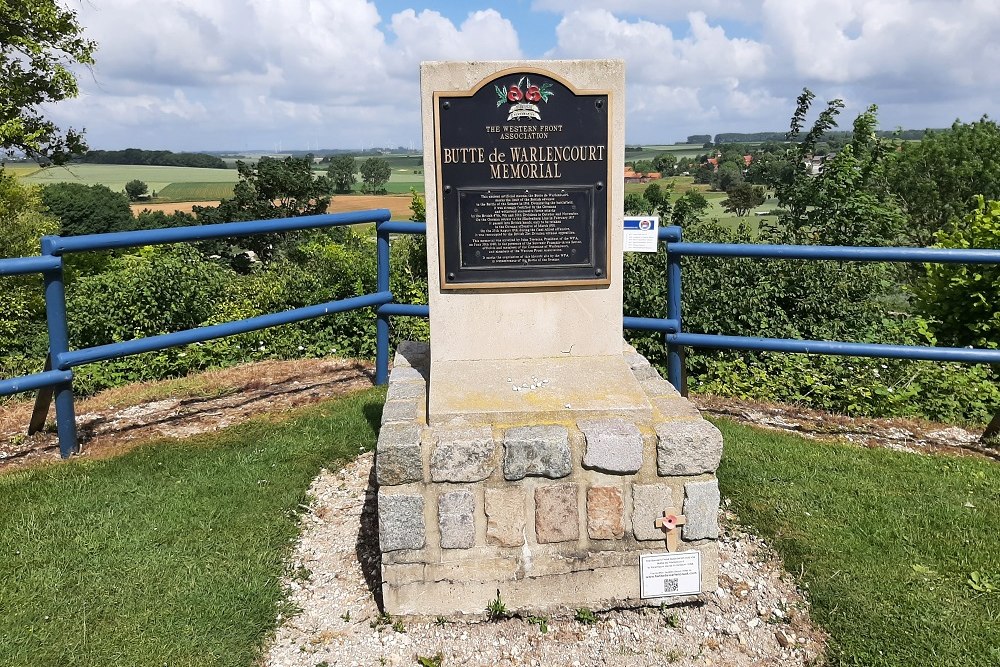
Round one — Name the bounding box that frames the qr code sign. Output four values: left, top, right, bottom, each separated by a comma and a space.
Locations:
662, 577, 679, 594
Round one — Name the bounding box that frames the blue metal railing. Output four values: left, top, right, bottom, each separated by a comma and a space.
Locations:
3, 215, 999, 458
1, 209, 404, 458
648, 224, 1000, 389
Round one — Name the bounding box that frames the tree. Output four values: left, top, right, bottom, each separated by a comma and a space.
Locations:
887, 117, 1000, 247
653, 153, 676, 175
1, 0, 95, 163
193, 156, 334, 262
359, 157, 391, 194
632, 159, 655, 175
721, 183, 766, 217
644, 183, 664, 211
773, 89, 904, 246
911, 196, 1000, 442
624, 193, 647, 215
327, 154, 357, 193
41, 182, 133, 236
197, 156, 333, 223
671, 191, 709, 227
124, 179, 148, 201
912, 196, 1000, 349
692, 163, 715, 185
713, 162, 744, 192
0, 171, 58, 345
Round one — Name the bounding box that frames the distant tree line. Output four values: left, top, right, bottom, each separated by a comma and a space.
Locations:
78, 149, 227, 169
712, 128, 937, 145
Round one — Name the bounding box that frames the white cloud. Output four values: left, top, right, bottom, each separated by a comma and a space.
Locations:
51, 1, 524, 149
387, 9, 522, 73
533, 0, 764, 23
41, 1, 1000, 149
547, 9, 773, 140
761, 0, 1000, 92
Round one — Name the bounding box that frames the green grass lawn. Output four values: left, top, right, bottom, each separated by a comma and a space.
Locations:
2, 390, 996, 667
0, 388, 384, 667
717, 418, 1000, 667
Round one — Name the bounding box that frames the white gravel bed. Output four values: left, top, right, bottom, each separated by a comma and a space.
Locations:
263, 453, 826, 667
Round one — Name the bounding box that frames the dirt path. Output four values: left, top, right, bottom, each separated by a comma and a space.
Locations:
131, 194, 416, 221
1, 357, 993, 472
0, 358, 374, 470
692, 395, 996, 460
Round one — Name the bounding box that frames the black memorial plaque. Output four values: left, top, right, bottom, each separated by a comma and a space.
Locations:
435, 68, 611, 288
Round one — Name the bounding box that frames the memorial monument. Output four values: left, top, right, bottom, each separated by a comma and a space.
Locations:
376, 60, 723, 615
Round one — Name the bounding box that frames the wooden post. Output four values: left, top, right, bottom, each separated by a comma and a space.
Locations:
27, 352, 54, 436
655, 508, 687, 552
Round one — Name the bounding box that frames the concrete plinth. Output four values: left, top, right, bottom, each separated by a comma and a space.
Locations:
428, 355, 652, 426
376, 341, 722, 616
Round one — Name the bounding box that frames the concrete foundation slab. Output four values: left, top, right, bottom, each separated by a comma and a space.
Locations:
429, 355, 652, 426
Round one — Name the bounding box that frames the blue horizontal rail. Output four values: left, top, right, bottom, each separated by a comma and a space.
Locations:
0, 256, 61, 276
0, 369, 73, 398
623, 316, 680, 334
668, 242, 1000, 264
658, 225, 682, 242
378, 303, 430, 318
58, 291, 393, 369
45, 209, 392, 255
378, 221, 427, 235
670, 333, 1000, 364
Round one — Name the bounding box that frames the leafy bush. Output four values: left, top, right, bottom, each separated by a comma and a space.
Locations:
0, 172, 60, 383
624, 217, 999, 424
40, 182, 133, 236
912, 196, 1000, 348
68, 245, 229, 349
62, 227, 428, 395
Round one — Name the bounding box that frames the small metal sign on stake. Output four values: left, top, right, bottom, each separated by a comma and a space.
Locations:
640, 508, 701, 599
623, 216, 659, 253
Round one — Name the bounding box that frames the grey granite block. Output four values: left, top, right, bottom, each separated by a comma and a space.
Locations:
656, 420, 723, 476
381, 398, 422, 425
502, 425, 571, 480
389, 365, 426, 384
375, 423, 423, 486
683, 479, 720, 540
394, 341, 429, 369
378, 491, 425, 551
579, 418, 643, 474
438, 489, 475, 549
386, 380, 425, 401
430, 426, 496, 482
631, 483, 674, 541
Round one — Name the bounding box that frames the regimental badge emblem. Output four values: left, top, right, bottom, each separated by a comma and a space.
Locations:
495, 76, 555, 121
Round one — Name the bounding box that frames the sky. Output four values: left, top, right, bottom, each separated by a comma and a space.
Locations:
46, 0, 1000, 152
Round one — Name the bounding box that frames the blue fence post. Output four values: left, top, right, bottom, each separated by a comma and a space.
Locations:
375, 222, 391, 385
664, 226, 684, 392
40, 236, 78, 458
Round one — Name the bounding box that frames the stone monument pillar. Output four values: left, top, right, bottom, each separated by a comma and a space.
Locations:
376, 60, 722, 616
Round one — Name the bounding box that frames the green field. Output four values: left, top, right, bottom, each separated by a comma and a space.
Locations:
626, 175, 774, 231
625, 143, 711, 161
155, 182, 236, 202
13, 164, 239, 199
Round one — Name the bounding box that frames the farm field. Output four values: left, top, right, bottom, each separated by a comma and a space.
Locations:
13, 163, 239, 196
626, 175, 773, 231
10, 159, 427, 199
132, 193, 416, 221
156, 181, 236, 202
